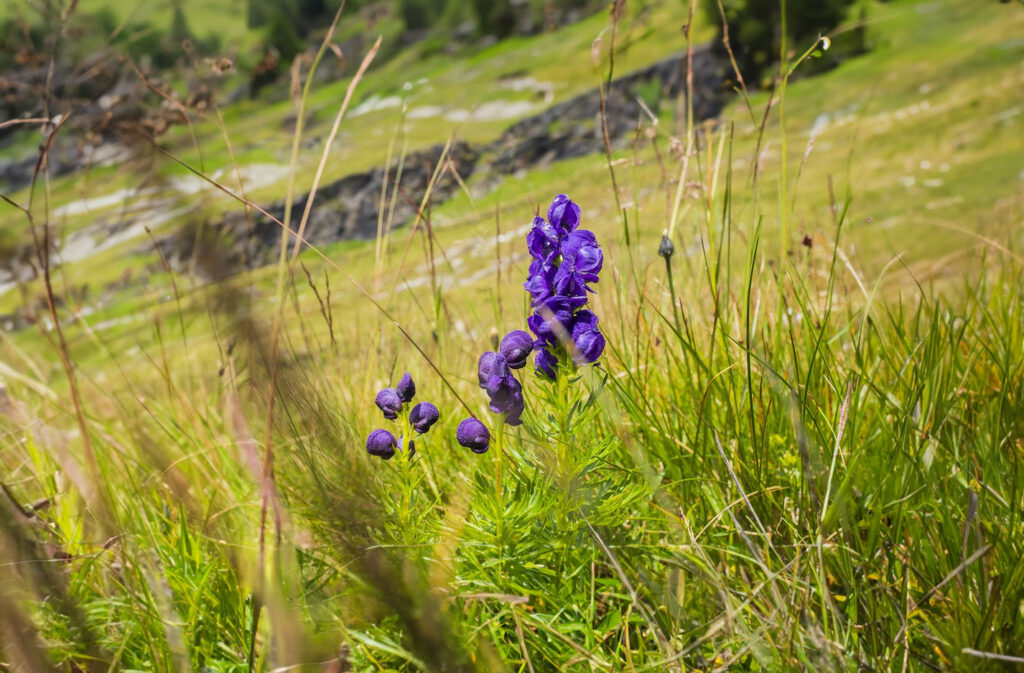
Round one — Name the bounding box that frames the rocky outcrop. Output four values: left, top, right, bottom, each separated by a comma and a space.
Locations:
481, 45, 723, 175
158, 46, 727, 272
155, 141, 480, 272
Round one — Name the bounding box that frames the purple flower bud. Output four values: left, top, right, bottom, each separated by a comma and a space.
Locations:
396, 372, 416, 403
456, 417, 490, 454
499, 330, 533, 369
535, 347, 558, 379
398, 435, 416, 458
374, 388, 403, 420
409, 401, 439, 433
366, 429, 397, 459
547, 194, 580, 234
477, 351, 509, 388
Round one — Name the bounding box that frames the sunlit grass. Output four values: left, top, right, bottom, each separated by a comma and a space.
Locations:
1, 0, 1023, 671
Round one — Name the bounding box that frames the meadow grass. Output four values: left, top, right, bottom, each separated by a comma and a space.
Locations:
1, 0, 1023, 671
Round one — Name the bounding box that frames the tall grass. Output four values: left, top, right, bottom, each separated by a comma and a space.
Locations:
1, 3, 1023, 672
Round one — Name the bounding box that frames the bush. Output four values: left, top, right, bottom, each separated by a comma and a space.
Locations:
265, 10, 305, 63
471, 0, 517, 38
706, 0, 856, 82
399, 0, 445, 31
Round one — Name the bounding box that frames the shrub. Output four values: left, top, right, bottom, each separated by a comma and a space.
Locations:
706, 0, 856, 82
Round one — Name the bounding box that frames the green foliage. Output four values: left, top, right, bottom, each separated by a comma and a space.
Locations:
471, 0, 518, 37
170, 0, 192, 44
706, 0, 856, 81
0, 0, 1023, 671
265, 9, 305, 63
399, 0, 446, 31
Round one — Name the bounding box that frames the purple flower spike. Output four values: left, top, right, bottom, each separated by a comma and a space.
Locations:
375, 388, 403, 420
477, 351, 509, 388
366, 429, 397, 459
409, 401, 439, 434
522, 194, 606, 379
456, 417, 490, 454
500, 330, 533, 369
396, 372, 416, 403
548, 194, 581, 234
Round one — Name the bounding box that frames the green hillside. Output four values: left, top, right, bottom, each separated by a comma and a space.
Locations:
0, 0, 1022, 671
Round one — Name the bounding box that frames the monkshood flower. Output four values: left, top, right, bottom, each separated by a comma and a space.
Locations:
526, 216, 561, 267
499, 330, 533, 370
524, 194, 606, 378
477, 340, 526, 426
571, 310, 605, 365
524, 260, 556, 307
477, 351, 509, 387
548, 193, 581, 233
368, 373, 437, 459
456, 417, 490, 454
396, 372, 416, 403
561, 229, 602, 282
366, 429, 397, 459
374, 388, 403, 420
409, 402, 439, 434
526, 296, 574, 345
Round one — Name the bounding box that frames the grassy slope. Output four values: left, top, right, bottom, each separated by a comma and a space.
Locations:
0, 0, 706, 313
26, 0, 1021, 377
0, 0, 1023, 671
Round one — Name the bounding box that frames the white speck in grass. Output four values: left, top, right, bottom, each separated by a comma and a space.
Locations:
992, 106, 1021, 123
920, 160, 932, 170
939, 163, 950, 172
810, 113, 830, 136
407, 105, 444, 119
926, 196, 963, 210
350, 94, 401, 117
923, 178, 944, 188
899, 175, 916, 187
403, 81, 413, 91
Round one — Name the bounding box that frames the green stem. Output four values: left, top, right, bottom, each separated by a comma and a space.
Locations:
664, 255, 683, 337
398, 413, 413, 542
494, 416, 506, 586
494, 417, 506, 506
